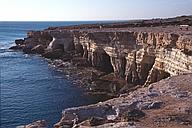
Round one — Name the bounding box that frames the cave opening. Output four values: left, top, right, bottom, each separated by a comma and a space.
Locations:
120, 56, 127, 78
92, 48, 114, 74
75, 43, 84, 56
101, 52, 114, 73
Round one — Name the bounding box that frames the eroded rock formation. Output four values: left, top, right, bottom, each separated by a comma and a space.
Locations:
34, 26, 191, 87
10, 19, 192, 92
12, 16, 192, 128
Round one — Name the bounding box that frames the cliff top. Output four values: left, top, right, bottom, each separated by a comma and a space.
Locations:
79, 26, 192, 37
43, 16, 192, 39
46, 15, 192, 31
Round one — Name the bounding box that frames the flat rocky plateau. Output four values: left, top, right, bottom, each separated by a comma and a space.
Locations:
13, 16, 192, 128
55, 74, 192, 128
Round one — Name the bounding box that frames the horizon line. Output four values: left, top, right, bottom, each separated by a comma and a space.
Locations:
1, 15, 191, 22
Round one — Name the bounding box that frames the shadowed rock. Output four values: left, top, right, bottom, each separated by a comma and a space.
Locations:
31, 45, 45, 54
42, 49, 64, 59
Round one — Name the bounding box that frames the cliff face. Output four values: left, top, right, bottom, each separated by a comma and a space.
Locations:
13, 25, 192, 88
12, 16, 192, 128
41, 26, 192, 87
12, 25, 192, 91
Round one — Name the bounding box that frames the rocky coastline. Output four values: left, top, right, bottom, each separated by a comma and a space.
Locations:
12, 16, 192, 128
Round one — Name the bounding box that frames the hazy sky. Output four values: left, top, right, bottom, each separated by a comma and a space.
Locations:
0, 0, 192, 21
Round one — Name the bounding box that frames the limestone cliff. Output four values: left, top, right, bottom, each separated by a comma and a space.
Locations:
11, 16, 192, 128
11, 23, 192, 89
38, 26, 192, 87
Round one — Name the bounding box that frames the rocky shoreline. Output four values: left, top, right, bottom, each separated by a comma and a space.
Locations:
12, 16, 192, 128
54, 74, 192, 128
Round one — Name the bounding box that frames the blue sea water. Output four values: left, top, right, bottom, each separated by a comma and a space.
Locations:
0, 22, 108, 128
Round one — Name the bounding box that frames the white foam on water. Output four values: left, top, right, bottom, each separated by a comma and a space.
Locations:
0, 41, 15, 50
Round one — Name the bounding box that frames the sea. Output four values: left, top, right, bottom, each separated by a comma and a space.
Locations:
0, 21, 110, 128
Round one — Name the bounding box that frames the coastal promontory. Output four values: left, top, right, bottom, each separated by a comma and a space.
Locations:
14, 16, 192, 128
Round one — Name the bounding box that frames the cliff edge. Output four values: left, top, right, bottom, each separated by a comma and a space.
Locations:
13, 16, 192, 128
